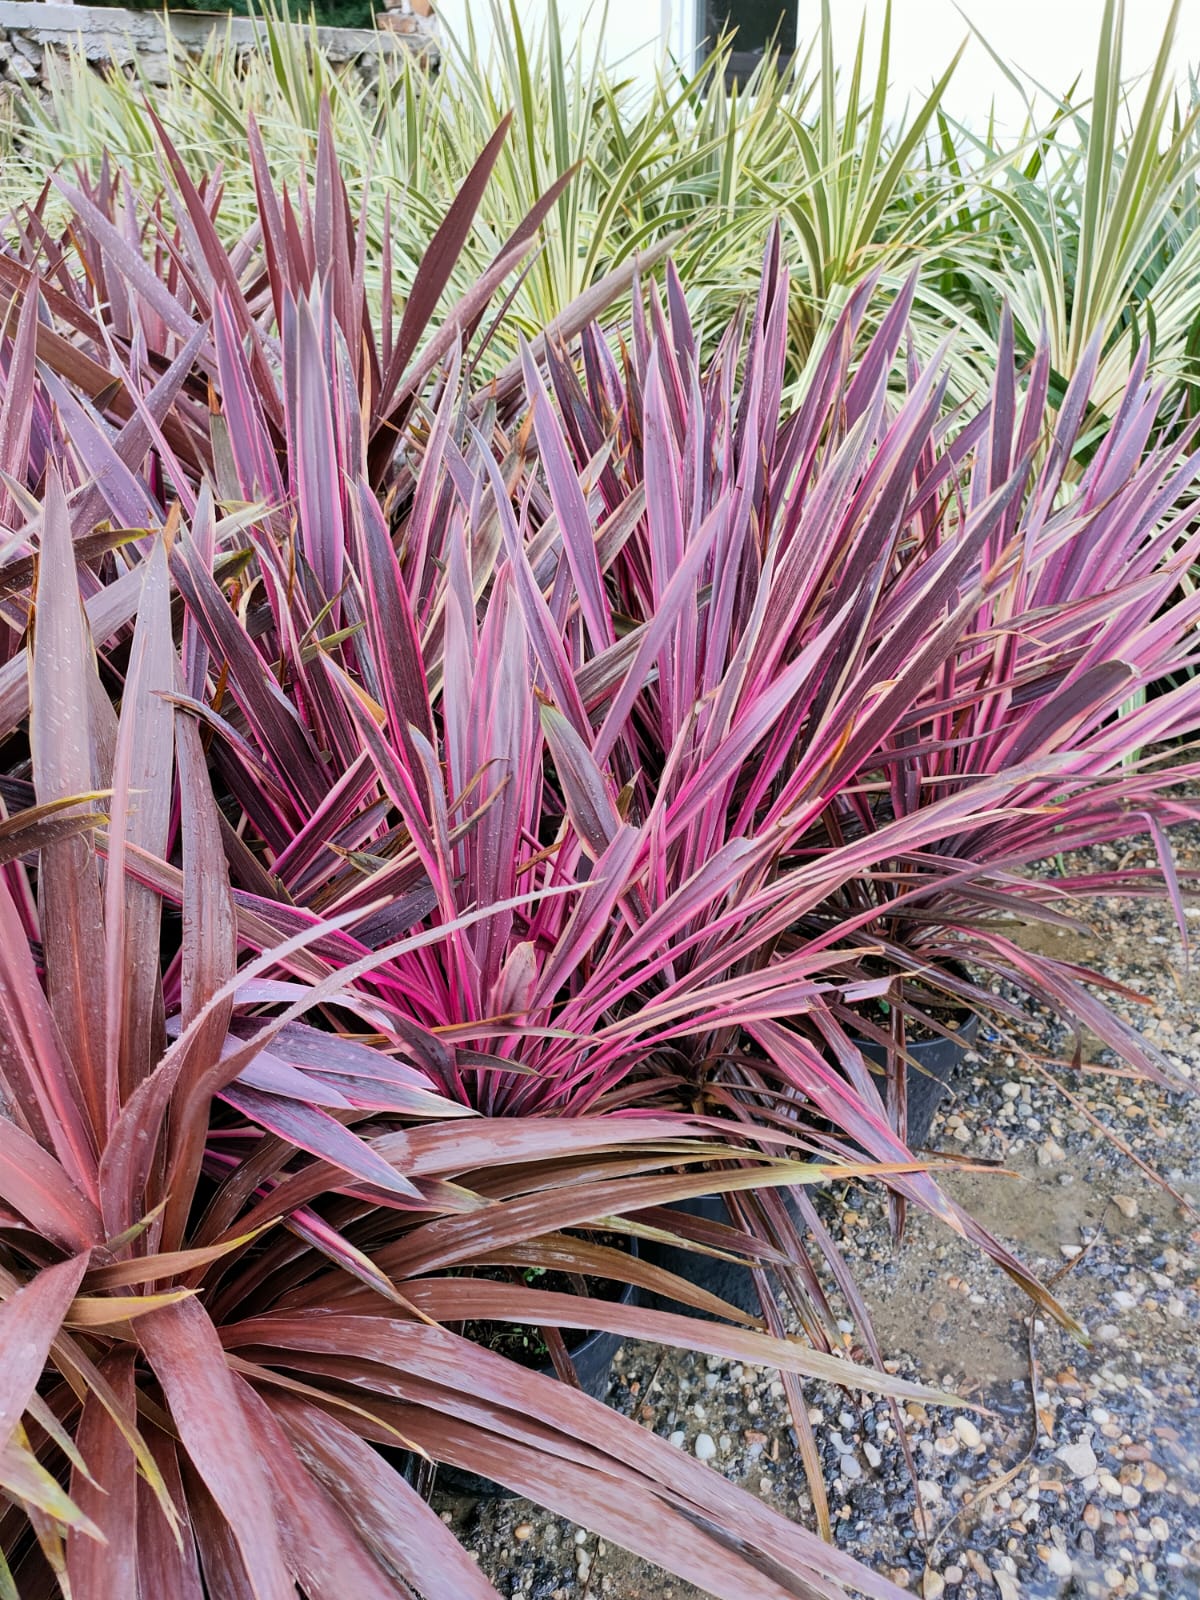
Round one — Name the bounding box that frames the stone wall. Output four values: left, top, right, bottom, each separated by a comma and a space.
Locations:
0, 0, 436, 94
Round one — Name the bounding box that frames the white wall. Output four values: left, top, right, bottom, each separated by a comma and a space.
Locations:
432, 0, 681, 85
847, 0, 1200, 131
433, 0, 1200, 119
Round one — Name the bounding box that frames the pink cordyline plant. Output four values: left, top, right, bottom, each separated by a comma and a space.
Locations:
0, 114, 945, 1600
0, 109, 1198, 1598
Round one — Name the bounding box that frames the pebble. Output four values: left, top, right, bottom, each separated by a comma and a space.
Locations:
694, 1433, 717, 1462
922, 1568, 945, 1600
1143, 1462, 1168, 1492
1045, 1547, 1073, 1577
839, 1454, 862, 1479
513, 1524, 533, 1542
1112, 1194, 1139, 1218
953, 1416, 982, 1449
1056, 1437, 1099, 1478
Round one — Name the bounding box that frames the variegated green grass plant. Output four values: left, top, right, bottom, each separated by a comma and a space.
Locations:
4, 0, 1200, 419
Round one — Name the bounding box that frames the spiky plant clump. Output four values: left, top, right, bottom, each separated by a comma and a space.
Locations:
2, 104, 1200, 1599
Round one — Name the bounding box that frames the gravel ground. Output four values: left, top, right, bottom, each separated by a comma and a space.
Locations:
437, 831, 1200, 1599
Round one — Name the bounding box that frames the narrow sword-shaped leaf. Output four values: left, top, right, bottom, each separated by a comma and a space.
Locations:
138, 1298, 294, 1600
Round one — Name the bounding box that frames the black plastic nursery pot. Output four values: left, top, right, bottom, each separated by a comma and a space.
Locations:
860, 1006, 981, 1152
428, 1272, 639, 1500
641, 1009, 980, 1320
639, 1191, 785, 1320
